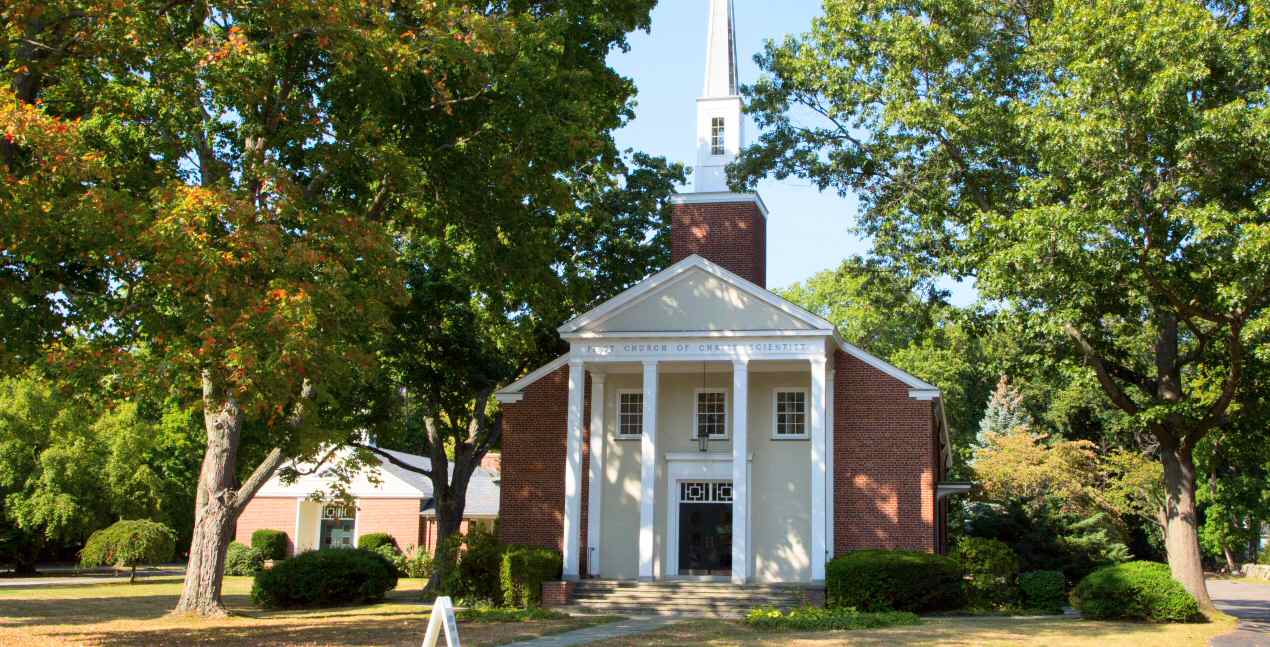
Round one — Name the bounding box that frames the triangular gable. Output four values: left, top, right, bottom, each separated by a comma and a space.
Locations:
559, 255, 834, 336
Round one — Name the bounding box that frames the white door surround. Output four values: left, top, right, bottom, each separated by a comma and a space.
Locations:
666, 453, 750, 579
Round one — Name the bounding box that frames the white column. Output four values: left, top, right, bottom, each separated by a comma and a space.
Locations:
810, 356, 828, 581
638, 360, 659, 580
562, 359, 585, 580
586, 371, 606, 578
731, 359, 750, 584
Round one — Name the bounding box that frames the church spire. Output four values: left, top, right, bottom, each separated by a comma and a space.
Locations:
703, 0, 738, 97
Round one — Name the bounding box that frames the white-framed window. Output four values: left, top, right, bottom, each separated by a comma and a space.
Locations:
617, 390, 643, 439
693, 388, 728, 439
773, 388, 808, 439
711, 117, 726, 156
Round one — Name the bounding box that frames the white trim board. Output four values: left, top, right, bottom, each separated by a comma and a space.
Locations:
669, 191, 770, 217
494, 354, 569, 403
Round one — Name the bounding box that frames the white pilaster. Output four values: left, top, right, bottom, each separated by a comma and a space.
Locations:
586, 371, 606, 577
562, 359, 585, 580
639, 360, 659, 580
810, 357, 828, 581
731, 359, 750, 584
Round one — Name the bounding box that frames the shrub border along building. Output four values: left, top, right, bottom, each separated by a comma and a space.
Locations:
251, 548, 398, 609
251, 529, 290, 561
500, 546, 562, 608
826, 549, 964, 612
1018, 570, 1067, 613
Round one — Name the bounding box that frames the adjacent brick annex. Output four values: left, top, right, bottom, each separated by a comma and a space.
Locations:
498, 366, 593, 572
670, 200, 767, 288
356, 498, 423, 551
833, 350, 938, 554
235, 496, 296, 555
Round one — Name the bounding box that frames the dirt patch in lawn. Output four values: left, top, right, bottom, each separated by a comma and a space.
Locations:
0, 576, 608, 646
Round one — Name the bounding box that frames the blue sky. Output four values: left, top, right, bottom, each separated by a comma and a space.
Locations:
608, 1, 977, 305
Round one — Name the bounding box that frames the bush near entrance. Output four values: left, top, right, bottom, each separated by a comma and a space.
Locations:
79, 520, 176, 583
357, 532, 398, 552
500, 546, 562, 608
1018, 570, 1066, 613
826, 550, 964, 612
952, 537, 1021, 608
251, 548, 398, 609
251, 529, 289, 561
745, 606, 921, 631
225, 542, 266, 576
1070, 561, 1203, 622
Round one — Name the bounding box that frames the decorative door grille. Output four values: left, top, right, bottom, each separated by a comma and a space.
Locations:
679, 481, 733, 504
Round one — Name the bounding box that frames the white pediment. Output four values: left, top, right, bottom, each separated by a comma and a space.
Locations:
560, 255, 833, 336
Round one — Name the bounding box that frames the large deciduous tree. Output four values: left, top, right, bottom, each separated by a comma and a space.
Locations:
734, 0, 1270, 607
3, 0, 659, 615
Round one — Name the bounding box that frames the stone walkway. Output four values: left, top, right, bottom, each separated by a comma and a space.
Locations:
1211, 577, 1270, 647
0, 567, 184, 588
500, 616, 678, 647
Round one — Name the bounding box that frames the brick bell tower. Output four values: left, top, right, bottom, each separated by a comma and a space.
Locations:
669, 0, 768, 288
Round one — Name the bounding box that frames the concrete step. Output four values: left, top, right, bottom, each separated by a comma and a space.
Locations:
567, 579, 820, 618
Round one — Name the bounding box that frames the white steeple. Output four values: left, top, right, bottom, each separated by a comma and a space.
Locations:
694, 0, 745, 193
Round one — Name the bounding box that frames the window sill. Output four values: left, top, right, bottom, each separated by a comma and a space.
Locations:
770, 436, 810, 441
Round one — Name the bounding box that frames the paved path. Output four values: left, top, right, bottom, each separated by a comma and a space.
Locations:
0, 568, 184, 588
499, 616, 678, 647
1211, 577, 1270, 647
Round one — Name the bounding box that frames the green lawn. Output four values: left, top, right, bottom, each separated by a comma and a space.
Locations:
0, 576, 610, 646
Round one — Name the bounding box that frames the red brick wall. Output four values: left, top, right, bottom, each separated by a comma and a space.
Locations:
834, 350, 938, 554
235, 497, 296, 555
670, 200, 767, 287
498, 366, 591, 569
356, 498, 422, 549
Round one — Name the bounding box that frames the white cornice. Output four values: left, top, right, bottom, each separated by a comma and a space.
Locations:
670, 191, 769, 217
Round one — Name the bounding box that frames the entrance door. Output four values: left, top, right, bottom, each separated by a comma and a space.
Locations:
320, 504, 355, 548
677, 481, 732, 576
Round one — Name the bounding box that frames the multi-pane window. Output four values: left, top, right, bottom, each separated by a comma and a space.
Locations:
618, 391, 643, 438
695, 390, 727, 439
774, 390, 808, 438
711, 117, 726, 156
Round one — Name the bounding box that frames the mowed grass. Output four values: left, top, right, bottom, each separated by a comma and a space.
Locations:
600, 614, 1238, 647
0, 576, 610, 646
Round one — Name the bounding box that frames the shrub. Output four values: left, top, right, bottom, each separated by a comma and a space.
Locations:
454, 525, 504, 604
357, 532, 398, 553
79, 520, 177, 583
1070, 561, 1202, 622
225, 542, 266, 576
744, 606, 921, 631
399, 545, 434, 579
826, 550, 964, 612
1259, 544, 1270, 566
251, 529, 289, 561
952, 537, 1020, 608
251, 548, 398, 609
500, 546, 562, 608
1018, 570, 1066, 612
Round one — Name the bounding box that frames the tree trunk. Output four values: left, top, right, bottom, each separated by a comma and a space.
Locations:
1222, 543, 1237, 573
1160, 443, 1214, 610
129, 564, 137, 584
425, 498, 466, 596
172, 384, 243, 617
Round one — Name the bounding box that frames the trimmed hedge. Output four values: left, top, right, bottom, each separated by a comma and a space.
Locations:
826, 550, 964, 612
357, 532, 398, 553
745, 606, 921, 631
251, 529, 289, 561
225, 542, 266, 576
1019, 570, 1066, 612
251, 548, 398, 609
455, 525, 503, 603
952, 537, 1020, 608
500, 546, 562, 608
1070, 561, 1202, 622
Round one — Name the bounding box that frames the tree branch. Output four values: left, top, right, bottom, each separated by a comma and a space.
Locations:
354, 444, 434, 479
1065, 323, 1141, 415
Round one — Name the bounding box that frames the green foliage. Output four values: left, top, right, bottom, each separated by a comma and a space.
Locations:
744, 606, 921, 632
79, 520, 177, 579
251, 530, 289, 561
455, 606, 567, 623
356, 533, 397, 554
826, 550, 964, 613
1018, 571, 1067, 613
499, 546, 563, 608
452, 525, 504, 604
1259, 545, 1270, 566
952, 537, 1020, 608
392, 545, 434, 580
224, 542, 266, 577
977, 377, 1033, 445
1070, 562, 1203, 623
965, 502, 1131, 584
251, 548, 397, 609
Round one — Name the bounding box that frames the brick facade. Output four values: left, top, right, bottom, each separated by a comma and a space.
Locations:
498, 366, 592, 572
356, 498, 423, 549
670, 200, 767, 287
235, 496, 296, 555
833, 350, 938, 554
541, 580, 576, 607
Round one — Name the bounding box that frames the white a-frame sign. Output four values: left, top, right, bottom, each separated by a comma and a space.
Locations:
422, 596, 461, 647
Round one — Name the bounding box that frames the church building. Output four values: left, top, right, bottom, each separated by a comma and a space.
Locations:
495, 0, 961, 590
